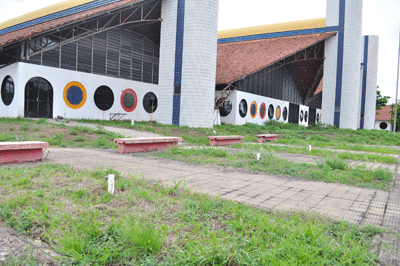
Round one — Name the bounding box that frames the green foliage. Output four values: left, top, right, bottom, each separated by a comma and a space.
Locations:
376, 89, 390, 111
0, 164, 392, 265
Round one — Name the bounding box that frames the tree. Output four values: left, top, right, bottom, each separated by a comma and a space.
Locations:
376, 88, 390, 111
389, 101, 400, 132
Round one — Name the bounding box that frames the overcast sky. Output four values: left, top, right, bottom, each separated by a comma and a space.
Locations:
1, 0, 399, 101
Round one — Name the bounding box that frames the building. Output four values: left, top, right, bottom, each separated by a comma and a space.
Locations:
0, 0, 219, 128
0, 0, 378, 129
375, 105, 395, 131
215, 0, 379, 129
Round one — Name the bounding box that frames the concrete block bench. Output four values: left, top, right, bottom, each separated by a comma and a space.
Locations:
114, 137, 183, 153
256, 134, 279, 143
0, 141, 49, 164
207, 136, 244, 146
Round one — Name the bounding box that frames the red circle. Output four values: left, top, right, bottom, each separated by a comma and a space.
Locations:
260, 102, 266, 119
121, 89, 138, 112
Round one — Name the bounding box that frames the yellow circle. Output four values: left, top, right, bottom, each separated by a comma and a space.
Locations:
276, 106, 281, 120
250, 101, 257, 119
63, 81, 87, 109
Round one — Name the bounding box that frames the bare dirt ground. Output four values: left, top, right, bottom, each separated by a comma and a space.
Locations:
0, 221, 59, 265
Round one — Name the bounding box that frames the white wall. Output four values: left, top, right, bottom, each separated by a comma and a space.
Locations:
180, 0, 219, 128
0, 63, 21, 117
364, 36, 379, 130
375, 120, 392, 131
0, 62, 160, 121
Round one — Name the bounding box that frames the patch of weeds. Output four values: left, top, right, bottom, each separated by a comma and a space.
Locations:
74, 135, 86, 142
37, 118, 48, 124
118, 219, 165, 256
318, 157, 349, 170
19, 123, 30, 131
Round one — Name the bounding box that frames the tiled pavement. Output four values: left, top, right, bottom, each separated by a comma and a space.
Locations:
47, 147, 400, 232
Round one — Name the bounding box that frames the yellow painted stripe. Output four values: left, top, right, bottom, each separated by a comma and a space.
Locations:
0, 0, 97, 31
218, 18, 326, 40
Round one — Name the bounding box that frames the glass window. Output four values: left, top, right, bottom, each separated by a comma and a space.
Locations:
24, 77, 53, 118
94, 86, 114, 111
379, 122, 388, 130
1, 76, 14, 106
143, 92, 158, 114
217, 99, 232, 117
282, 107, 288, 121
300, 110, 304, 122
268, 104, 274, 120
239, 99, 247, 118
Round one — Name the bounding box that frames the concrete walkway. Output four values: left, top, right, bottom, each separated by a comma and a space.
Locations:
46, 147, 400, 230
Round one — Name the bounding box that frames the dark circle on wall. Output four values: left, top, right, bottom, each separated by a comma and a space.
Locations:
250, 101, 257, 119
94, 86, 114, 111
317, 113, 320, 122
239, 99, 247, 118
143, 92, 158, 114
217, 99, 232, 117
260, 103, 266, 119
63, 81, 86, 109
300, 110, 304, 122
268, 104, 274, 120
305, 111, 308, 123
1, 76, 14, 106
283, 107, 288, 121
276, 106, 281, 120
121, 89, 138, 112
379, 122, 388, 130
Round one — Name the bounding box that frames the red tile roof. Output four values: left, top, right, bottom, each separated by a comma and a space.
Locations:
376, 105, 394, 121
216, 32, 336, 85
0, 0, 140, 47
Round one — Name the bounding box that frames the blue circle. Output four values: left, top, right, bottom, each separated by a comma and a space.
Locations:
66, 86, 83, 105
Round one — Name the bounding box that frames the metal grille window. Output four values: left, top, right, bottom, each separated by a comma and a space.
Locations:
239, 99, 247, 118
24, 28, 159, 85
24, 77, 53, 118
94, 86, 114, 111
1, 76, 14, 106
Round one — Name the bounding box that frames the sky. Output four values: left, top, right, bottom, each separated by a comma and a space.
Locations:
0, 0, 399, 101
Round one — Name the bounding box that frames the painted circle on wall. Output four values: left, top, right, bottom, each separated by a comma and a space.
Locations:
121, 89, 138, 112
63, 81, 87, 109
305, 111, 308, 123
250, 101, 257, 119
239, 99, 247, 118
260, 102, 266, 119
282, 107, 288, 121
276, 106, 281, 120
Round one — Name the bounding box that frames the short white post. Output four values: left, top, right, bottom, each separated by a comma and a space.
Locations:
108, 174, 115, 194
308, 145, 312, 152
131, 120, 134, 126
256, 153, 261, 160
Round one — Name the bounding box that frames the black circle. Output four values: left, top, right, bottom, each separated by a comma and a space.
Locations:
379, 122, 388, 130
305, 111, 308, 123
94, 86, 114, 111
143, 92, 158, 113
217, 99, 232, 117
1, 76, 14, 106
282, 107, 288, 121
317, 113, 320, 122
239, 99, 247, 118
300, 110, 304, 122
268, 104, 274, 119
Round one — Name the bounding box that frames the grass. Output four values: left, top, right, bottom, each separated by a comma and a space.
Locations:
0, 118, 123, 149
0, 164, 392, 265
75, 119, 400, 154
231, 143, 399, 164
152, 146, 393, 190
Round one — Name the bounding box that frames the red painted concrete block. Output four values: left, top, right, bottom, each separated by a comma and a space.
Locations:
0, 141, 49, 164
114, 137, 183, 154
207, 136, 244, 146
255, 134, 279, 143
